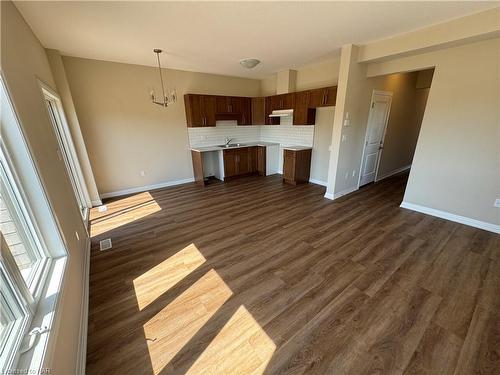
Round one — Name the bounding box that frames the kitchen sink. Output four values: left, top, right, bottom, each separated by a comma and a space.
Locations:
217, 143, 245, 148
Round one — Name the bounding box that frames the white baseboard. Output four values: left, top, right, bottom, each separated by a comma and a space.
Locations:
333, 186, 359, 199
324, 192, 334, 200
100, 178, 195, 199
309, 178, 327, 187
76, 237, 91, 375
400, 201, 500, 234
376, 164, 411, 181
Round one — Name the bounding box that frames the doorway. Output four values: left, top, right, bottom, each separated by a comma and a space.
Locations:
359, 90, 392, 186
41, 83, 91, 220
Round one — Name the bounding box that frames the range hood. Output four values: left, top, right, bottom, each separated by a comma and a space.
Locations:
269, 109, 293, 118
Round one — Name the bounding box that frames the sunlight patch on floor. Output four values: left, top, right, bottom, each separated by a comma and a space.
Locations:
187, 305, 276, 375
143, 268, 233, 375
90, 192, 161, 237
133, 243, 206, 310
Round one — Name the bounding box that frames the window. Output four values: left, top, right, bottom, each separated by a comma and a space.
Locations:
43, 87, 90, 220
1, 161, 48, 290
0, 75, 67, 373
0, 143, 50, 373
0, 266, 30, 371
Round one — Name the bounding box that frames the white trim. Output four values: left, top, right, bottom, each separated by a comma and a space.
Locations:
376, 164, 412, 182
333, 185, 359, 199
309, 178, 327, 187
38, 79, 92, 216
324, 192, 334, 200
400, 202, 500, 234
91, 199, 102, 207
76, 237, 90, 375
100, 178, 195, 199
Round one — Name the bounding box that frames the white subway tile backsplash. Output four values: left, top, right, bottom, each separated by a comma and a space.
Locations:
188, 121, 261, 147
188, 120, 314, 150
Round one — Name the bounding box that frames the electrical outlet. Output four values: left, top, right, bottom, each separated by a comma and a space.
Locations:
494, 199, 500, 208
140, 170, 146, 177
344, 172, 349, 179
341, 134, 347, 142
352, 170, 356, 177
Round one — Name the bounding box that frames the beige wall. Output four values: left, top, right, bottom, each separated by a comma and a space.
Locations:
377, 71, 430, 179
358, 7, 500, 63
311, 107, 335, 183
260, 75, 277, 96
325, 47, 436, 198
367, 37, 500, 225
62, 56, 261, 195
295, 58, 341, 91
326, 44, 376, 197
297, 59, 340, 184
1, 2, 88, 373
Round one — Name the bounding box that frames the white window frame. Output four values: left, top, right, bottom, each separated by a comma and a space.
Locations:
1, 151, 51, 297
1, 72, 68, 373
38, 80, 91, 222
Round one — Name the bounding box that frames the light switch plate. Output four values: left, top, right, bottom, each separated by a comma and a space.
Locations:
494, 199, 500, 208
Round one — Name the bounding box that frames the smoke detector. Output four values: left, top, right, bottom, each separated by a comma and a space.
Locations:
239, 58, 261, 69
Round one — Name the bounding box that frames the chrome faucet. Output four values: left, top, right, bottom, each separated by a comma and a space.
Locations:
225, 137, 232, 146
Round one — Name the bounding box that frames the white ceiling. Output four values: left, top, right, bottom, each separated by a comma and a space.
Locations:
15, 1, 499, 79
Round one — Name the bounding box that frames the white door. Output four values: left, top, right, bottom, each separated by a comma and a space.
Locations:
359, 91, 392, 186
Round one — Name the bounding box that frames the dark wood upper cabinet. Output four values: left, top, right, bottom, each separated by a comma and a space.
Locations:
239, 97, 252, 125
185, 86, 336, 127
293, 91, 316, 125
215, 96, 232, 113
308, 86, 337, 108
272, 93, 295, 110
184, 94, 216, 127
265, 93, 295, 125
251, 97, 266, 125
323, 86, 337, 106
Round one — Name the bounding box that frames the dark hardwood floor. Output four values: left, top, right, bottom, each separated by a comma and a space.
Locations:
86, 173, 499, 375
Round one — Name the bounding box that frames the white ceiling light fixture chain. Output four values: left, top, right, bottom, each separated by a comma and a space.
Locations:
151, 49, 177, 107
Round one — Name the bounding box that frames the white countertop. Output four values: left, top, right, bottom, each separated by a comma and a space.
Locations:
282, 146, 313, 151
191, 142, 280, 152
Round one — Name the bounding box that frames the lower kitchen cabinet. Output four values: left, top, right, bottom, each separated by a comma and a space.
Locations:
223, 146, 264, 180
283, 148, 312, 185
257, 146, 266, 176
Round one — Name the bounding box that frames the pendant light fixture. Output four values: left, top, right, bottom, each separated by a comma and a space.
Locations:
150, 49, 177, 107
